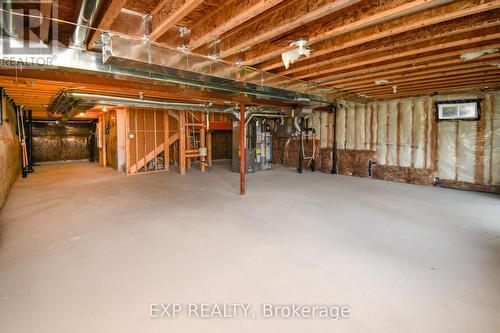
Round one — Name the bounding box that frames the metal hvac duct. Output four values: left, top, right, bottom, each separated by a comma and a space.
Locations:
48, 91, 288, 119
70, 0, 102, 49
0, 36, 330, 104
1, 1, 15, 38
49, 91, 219, 117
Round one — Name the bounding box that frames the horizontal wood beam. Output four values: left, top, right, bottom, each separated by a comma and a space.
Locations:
369, 82, 500, 99
258, 0, 500, 71
150, 0, 205, 42
88, 0, 128, 49
278, 12, 500, 76
307, 36, 500, 83
295, 31, 500, 81
320, 44, 500, 84
351, 71, 500, 94
189, 0, 285, 50
245, 0, 449, 66
210, 0, 361, 59
365, 77, 500, 96
327, 54, 500, 86
338, 61, 500, 89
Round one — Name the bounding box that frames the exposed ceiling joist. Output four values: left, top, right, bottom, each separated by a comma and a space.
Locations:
210, 0, 362, 59
264, 0, 500, 75
282, 19, 500, 80
368, 82, 500, 99
245, 0, 450, 66
337, 60, 500, 89
349, 70, 500, 93
363, 76, 500, 97
189, 0, 286, 50
88, 0, 128, 49
302, 32, 500, 82
149, 0, 205, 41
258, 0, 500, 72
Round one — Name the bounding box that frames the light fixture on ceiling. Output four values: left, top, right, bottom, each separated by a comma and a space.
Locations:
79, 112, 85, 116
374, 79, 389, 85
102, 106, 108, 112
281, 38, 311, 69
460, 48, 499, 61
392, 86, 398, 94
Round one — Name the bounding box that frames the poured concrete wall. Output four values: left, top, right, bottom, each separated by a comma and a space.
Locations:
0, 96, 20, 208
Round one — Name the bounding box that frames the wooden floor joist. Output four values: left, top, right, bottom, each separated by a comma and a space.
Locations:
258, 0, 500, 72
3, 0, 500, 104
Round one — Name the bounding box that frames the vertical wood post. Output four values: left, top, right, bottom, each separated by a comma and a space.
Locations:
200, 120, 206, 173
240, 102, 245, 196
154, 110, 157, 171
179, 111, 186, 175
164, 110, 170, 171
102, 114, 107, 168
207, 131, 212, 167
125, 107, 131, 174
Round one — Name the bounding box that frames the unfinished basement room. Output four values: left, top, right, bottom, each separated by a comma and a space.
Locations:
0, 0, 499, 332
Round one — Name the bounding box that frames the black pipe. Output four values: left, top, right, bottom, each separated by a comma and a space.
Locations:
297, 119, 303, 174
368, 160, 377, 178
19, 106, 27, 178
27, 110, 34, 172
331, 105, 338, 174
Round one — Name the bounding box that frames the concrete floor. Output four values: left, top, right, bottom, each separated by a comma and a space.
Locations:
0, 161, 499, 332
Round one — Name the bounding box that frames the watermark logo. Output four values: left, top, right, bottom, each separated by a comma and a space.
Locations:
0, 0, 58, 67
150, 303, 352, 320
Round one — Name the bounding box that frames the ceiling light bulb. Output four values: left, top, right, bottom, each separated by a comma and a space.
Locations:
102, 107, 108, 112
79, 112, 85, 116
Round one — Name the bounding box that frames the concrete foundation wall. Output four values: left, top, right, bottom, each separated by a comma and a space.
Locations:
0, 96, 20, 208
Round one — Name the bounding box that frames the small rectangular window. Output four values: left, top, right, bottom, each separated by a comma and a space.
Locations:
436, 100, 480, 120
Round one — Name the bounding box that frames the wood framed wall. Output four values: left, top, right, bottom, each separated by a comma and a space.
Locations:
126, 108, 170, 175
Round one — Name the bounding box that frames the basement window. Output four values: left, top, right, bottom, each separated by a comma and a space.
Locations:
436, 100, 480, 120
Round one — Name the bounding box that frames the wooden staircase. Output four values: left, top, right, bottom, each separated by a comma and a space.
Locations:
130, 132, 179, 173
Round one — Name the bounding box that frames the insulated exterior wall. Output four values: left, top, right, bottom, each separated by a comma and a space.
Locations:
492, 95, 500, 184
437, 121, 457, 180
32, 123, 91, 162
0, 96, 20, 208
335, 93, 500, 191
